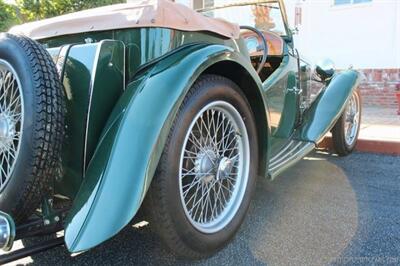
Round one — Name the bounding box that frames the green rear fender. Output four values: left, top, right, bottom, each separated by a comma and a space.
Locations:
64, 44, 267, 252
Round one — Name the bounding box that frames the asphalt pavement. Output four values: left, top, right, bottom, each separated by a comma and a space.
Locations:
7, 151, 400, 265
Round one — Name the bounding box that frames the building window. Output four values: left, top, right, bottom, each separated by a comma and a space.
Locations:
174, 0, 215, 9
174, 0, 214, 9
174, 0, 192, 7
295, 6, 302, 26
334, 0, 372, 5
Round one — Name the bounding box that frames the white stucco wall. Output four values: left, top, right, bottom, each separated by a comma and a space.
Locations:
176, 0, 193, 6
174, 0, 399, 69
286, 0, 400, 69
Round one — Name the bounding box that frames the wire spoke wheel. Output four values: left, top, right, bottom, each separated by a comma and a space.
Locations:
344, 92, 360, 146
0, 34, 65, 223
0, 60, 23, 191
146, 75, 258, 258
179, 101, 250, 233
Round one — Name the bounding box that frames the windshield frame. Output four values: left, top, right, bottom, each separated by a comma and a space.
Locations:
197, 0, 292, 39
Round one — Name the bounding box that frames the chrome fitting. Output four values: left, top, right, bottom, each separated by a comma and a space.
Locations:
0, 212, 15, 251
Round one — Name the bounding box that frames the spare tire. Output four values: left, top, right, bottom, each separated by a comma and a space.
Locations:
0, 34, 65, 223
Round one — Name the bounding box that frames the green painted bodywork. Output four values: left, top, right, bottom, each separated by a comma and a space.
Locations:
42, 28, 243, 81
43, 28, 243, 198
263, 47, 300, 155
48, 44, 98, 196
63, 43, 269, 252
295, 70, 360, 143
47, 41, 125, 198
18, 1, 359, 254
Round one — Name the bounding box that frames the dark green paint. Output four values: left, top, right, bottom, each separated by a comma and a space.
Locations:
47, 41, 125, 198
57, 44, 98, 197
41, 29, 248, 199
273, 85, 299, 138
262, 45, 299, 155
0, 0, 363, 256
63, 44, 270, 252
43, 27, 358, 253
83, 40, 125, 170
295, 70, 360, 143
41, 28, 247, 81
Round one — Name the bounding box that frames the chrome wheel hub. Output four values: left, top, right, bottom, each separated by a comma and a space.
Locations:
194, 150, 235, 184
344, 92, 360, 146
195, 148, 217, 183
0, 60, 24, 191
216, 157, 233, 181
179, 101, 250, 233
0, 114, 16, 149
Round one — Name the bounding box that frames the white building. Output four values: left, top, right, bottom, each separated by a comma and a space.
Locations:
288, 0, 400, 70
173, 0, 400, 108
175, 0, 400, 70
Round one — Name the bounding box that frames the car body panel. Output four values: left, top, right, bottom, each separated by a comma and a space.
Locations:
44, 29, 247, 198
295, 70, 360, 143
54, 25, 360, 252
48, 43, 99, 197
0, 0, 362, 259
41, 28, 245, 81
272, 76, 299, 139
262, 47, 300, 155
46, 41, 125, 198
63, 43, 271, 252
83, 41, 125, 172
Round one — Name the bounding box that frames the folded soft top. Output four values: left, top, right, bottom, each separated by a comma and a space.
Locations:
10, 0, 240, 40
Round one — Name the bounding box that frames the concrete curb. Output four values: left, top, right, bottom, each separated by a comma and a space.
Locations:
318, 137, 400, 156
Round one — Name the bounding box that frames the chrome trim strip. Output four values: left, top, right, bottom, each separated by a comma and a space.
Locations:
55, 44, 73, 79
55, 44, 74, 101
270, 142, 308, 171
82, 42, 103, 175
122, 43, 126, 91
269, 141, 303, 168
269, 142, 315, 179
269, 140, 294, 164
82, 41, 126, 175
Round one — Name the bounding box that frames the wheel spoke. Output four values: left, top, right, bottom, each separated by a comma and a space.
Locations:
179, 101, 249, 233
0, 62, 24, 190
343, 92, 360, 146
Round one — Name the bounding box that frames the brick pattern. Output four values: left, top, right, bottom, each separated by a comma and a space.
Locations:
358, 69, 400, 108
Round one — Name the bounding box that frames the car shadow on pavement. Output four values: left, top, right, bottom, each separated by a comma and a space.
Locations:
14, 151, 399, 265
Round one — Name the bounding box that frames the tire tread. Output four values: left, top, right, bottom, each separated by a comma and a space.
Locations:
4, 34, 65, 223
146, 74, 256, 259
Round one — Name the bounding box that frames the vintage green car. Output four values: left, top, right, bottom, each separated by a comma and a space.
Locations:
0, 0, 361, 262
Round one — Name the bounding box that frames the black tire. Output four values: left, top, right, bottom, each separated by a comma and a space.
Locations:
145, 75, 258, 259
331, 90, 362, 156
0, 34, 65, 223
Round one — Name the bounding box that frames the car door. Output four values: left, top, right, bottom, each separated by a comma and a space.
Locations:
263, 46, 302, 156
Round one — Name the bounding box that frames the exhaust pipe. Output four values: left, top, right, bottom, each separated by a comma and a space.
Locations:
0, 212, 15, 251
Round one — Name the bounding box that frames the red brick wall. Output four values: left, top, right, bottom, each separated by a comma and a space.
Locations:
358, 69, 400, 108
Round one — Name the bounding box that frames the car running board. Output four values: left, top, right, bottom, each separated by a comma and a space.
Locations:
268, 140, 315, 179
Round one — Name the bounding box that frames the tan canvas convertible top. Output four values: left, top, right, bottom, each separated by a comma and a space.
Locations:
9, 0, 240, 40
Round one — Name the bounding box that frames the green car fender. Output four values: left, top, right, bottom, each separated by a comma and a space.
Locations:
295, 70, 360, 143
64, 43, 270, 252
